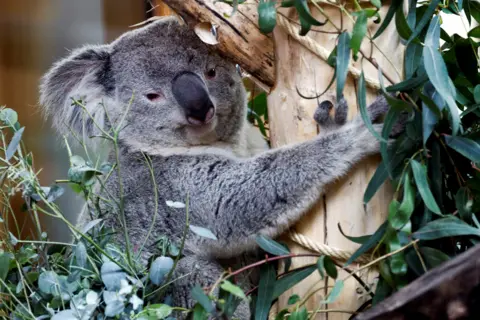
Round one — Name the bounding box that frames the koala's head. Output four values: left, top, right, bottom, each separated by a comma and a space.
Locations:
39, 16, 247, 152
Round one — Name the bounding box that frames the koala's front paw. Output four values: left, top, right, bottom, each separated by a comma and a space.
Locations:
314, 97, 348, 134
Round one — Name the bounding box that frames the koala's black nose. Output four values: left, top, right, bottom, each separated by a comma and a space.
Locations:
172, 71, 215, 125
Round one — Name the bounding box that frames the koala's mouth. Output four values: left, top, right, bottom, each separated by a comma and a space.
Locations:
186, 107, 215, 126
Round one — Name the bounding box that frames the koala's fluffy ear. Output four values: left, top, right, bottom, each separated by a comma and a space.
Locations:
39, 44, 113, 139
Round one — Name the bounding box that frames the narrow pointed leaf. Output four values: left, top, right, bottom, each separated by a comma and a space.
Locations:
423, 16, 460, 135
395, 5, 413, 40
336, 32, 351, 101
444, 135, 480, 163
411, 159, 441, 215
359, 72, 386, 142
373, 0, 403, 39
272, 265, 316, 299
6, 127, 24, 161
345, 221, 388, 266
322, 280, 344, 304
413, 216, 480, 240
256, 235, 290, 256
258, 1, 277, 34
407, 0, 441, 43
351, 11, 368, 59
389, 174, 415, 229
255, 263, 276, 320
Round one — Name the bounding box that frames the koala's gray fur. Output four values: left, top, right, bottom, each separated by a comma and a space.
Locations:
39, 16, 399, 319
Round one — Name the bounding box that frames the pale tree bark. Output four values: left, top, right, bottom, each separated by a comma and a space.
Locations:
159, 0, 406, 318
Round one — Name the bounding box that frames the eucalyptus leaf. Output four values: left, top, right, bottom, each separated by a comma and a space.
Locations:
359, 72, 386, 142
6, 127, 24, 161
149, 256, 174, 285
258, 1, 277, 34
444, 135, 480, 163
407, 0, 441, 43
191, 285, 214, 313
289, 306, 308, 320
423, 16, 460, 135
389, 174, 415, 229
373, 0, 402, 39
338, 223, 372, 244
74, 241, 88, 269
100, 261, 127, 291
189, 225, 218, 240
256, 235, 290, 256
272, 265, 316, 299
220, 280, 247, 300
395, 5, 413, 40
255, 263, 276, 320
322, 280, 344, 304
336, 32, 351, 101
345, 221, 388, 266
413, 216, 480, 240
351, 11, 367, 59
411, 159, 441, 215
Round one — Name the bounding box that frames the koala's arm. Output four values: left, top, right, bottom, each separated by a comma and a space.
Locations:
163, 119, 380, 257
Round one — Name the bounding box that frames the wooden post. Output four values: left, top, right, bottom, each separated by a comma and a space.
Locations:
269, 3, 405, 318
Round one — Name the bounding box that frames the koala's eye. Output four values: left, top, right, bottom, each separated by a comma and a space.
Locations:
205, 68, 216, 79
146, 93, 163, 102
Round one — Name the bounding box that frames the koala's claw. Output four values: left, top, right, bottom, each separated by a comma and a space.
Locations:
314, 98, 348, 131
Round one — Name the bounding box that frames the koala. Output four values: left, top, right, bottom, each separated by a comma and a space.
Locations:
39, 16, 399, 319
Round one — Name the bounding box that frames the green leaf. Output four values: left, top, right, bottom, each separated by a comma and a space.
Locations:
294, 0, 326, 27
423, 16, 460, 135
338, 223, 372, 244
0, 253, 12, 282
256, 234, 290, 256
192, 303, 208, 320
272, 265, 316, 299
258, 1, 277, 34
74, 241, 88, 268
406, 0, 417, 28
0, 108, 18, 127
474, 85, 480, 104
289, 306, 308, 320
456, 187, 472, 220
370, 0, 381, 9
345, 221, 388, 266
418, 247, 450, 270
373, 0, 402, 39
407, 0, 441, 43
322, 280, 344, 304
386, 230, 408, 275
220, 280, 248, 300
350, 11, 368, 59
386, 71, 428, 92
413, 216, 480, 240
421, 93, 441, 146
318, 256, 338, 279
404, 42, 423, 79
149, 256, 174, 285
372, 277, 392, 305
255, 263, 276, 320
444, 135, 480, 163
288, 294, 301, 305
469, 25, 480, 37
390, 174, 415, 229
100, 261, 127, 291
191, 285, 214, 313
189, 225, 218, 240
46, 185, 65, 203
411, 159, 441, 215
336, 32, 351, 101
358, 72, 386, 142
6, 127, 24, 161
395, 5, 413, 40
